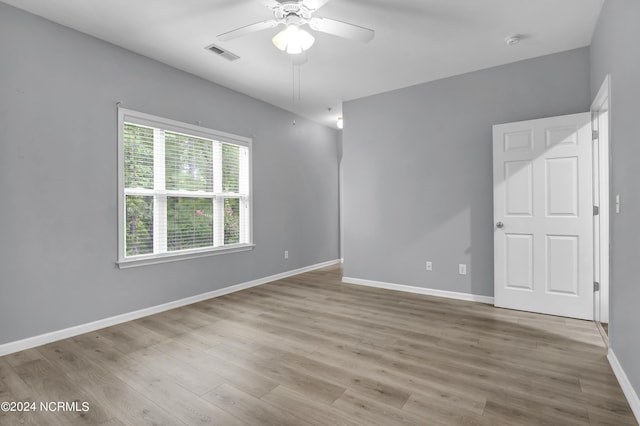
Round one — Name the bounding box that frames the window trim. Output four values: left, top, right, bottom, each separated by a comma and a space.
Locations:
117, 107, 254, 268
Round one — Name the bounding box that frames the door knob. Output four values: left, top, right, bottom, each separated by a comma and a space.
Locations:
496, 221, 504, 229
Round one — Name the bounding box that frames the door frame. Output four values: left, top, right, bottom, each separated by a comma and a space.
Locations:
591, 74, 612, 342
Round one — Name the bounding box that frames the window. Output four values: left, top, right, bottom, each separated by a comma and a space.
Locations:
118, 108, 253, 267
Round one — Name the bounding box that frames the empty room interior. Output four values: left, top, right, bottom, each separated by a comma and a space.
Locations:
1, 0, 639, 425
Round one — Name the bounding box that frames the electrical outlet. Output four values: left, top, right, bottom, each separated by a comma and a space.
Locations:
458, 264, 467, 275
425, 261, 433, 271
284, 250, 289, 259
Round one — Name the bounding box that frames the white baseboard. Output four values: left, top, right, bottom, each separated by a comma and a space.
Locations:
342, 276, 494, 305
608, 349, 640, 423
0, 259, 341, 357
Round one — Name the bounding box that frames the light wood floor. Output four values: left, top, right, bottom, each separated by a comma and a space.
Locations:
0, 265, 636, 425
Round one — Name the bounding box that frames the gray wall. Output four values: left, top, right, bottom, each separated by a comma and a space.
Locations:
342, 48, 591, 296
591, 0, 640, 398
0, 3, 339, 345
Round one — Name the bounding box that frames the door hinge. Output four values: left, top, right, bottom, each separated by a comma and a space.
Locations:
592, 130, 599, 140
593, 205, 599, 216
594, 281, 600, 292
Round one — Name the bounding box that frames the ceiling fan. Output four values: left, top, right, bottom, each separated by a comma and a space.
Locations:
217, 0, 375, 54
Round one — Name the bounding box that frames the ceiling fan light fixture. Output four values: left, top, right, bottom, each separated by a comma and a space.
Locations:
272, 25, 315, 54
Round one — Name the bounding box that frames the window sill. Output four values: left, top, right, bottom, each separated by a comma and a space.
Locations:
117, 244, 255, 269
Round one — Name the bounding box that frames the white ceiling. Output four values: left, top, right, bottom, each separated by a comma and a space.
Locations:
3, 0, 604, 128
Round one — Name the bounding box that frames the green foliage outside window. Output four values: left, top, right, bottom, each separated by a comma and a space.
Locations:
222, 143, 241, 245
124, 124, 245, 256
224, 198, 240, 244
167, 197, 213, 251
165, 132, 213, 192
126, 196, 153, 256
124, 124, 154, 189
222, 143, 239, 192
124, 124, 154, 256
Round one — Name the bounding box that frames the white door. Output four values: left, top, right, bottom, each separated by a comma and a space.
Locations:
493, 112, 593, 320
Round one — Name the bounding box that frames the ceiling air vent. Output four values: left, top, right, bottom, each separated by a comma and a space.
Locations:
205, 44, 240, 62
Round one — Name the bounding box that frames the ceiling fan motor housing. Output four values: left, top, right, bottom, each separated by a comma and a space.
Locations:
274, 1, 312, 22
217, 0, 374, 45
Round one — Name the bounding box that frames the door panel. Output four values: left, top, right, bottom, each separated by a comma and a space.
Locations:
493, 112, 593, 320
505, 130, 533, 151
546, 157, 578, 216
546, 235, 579, 295
505, 161, 533, 216
505, 234, 534, 290
546, 126, 578, 147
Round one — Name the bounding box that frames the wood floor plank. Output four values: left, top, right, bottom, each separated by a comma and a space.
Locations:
402, 392, 494, 426
168, 324, 226, 351
96, 321, 169, 355
331, 389, 435, 426
62, 344, 186, 426
105, 351, 245, 426
255, 347, 411, 409
261, 385, 363, 426
202, 383, 311, 426
588, 406, 639, 426
97, 418, 128, 426
0, 358, 50, 426
12, 357, 111, 425
206, 344, 348, 405
0, 357, 33, 400
302, 345, 488, 415
127, 346, 226, 396
482, 397, 588, 426
3, 348, 44, 369
153, 339, 279, 399
0, 264, 636, 426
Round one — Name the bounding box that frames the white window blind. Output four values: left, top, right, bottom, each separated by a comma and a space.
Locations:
118, 108, 253, 267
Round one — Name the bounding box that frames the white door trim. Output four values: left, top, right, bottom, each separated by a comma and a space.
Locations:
591, 74, 612, 329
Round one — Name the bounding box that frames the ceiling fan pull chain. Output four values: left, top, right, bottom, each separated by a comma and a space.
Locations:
298, 64, 302, 101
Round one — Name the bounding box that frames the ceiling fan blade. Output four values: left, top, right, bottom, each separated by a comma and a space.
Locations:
309, 17, 374, 43
259, 0, 282, 8
217, 20, 279, 42
302, 0, 331, 11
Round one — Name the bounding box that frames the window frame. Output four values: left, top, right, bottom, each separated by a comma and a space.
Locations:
117, 107, 254, 268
